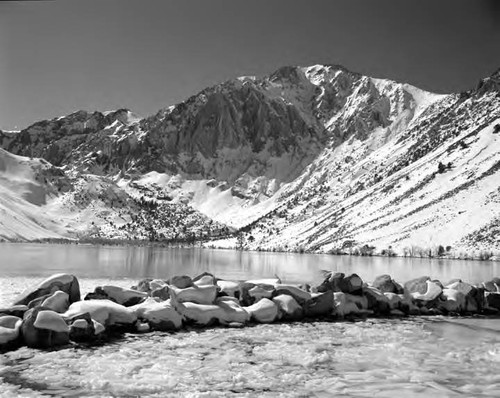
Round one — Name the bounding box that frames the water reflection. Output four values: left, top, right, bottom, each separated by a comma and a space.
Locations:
0, 243, 498, 284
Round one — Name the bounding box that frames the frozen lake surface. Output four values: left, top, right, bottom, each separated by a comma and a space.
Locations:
0, 243, 499, 397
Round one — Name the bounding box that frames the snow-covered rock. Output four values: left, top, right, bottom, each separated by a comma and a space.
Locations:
169, 285, 218, 305
245, 298, 279, 323
22, 308, 70, 348
303, 291, 334, 317
95, 285, 148, 306
130, 298, 183, 330
14, 273, 80, 306
217, 280, 240, 297
274, 284, 312, 304
41, 291, 70, 313
273, 294, 303, 320
0, 315, 22, 346
64, 299, 137, 328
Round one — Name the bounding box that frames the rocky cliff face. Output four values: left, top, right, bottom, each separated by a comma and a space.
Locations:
1, 64, 499, 254
1, 64, 429, 199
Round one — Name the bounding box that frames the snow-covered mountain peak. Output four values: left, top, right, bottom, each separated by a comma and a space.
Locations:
1, 65, 500, 254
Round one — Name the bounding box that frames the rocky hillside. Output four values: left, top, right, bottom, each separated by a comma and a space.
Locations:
1, 64, 499, 255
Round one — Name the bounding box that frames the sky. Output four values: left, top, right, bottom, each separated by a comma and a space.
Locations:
1, 0, 500, 130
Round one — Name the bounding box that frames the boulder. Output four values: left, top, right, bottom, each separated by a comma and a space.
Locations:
333, 292, 369, 317
438, 289, 466, 314
384, 293, 405, 311
151, 286, 170, 301
274, 284, 312, 305
132, 278, 153, 292
217, 280, 240, 298
245, 298, 278, 323
317, 272, 363, 295
64, 300, 137, 328
482, 279, 500, 293
0, 305, 29, 319
172, 301, 224, 326
363, 287, 390, 315
27, 294, 52, 309
316, 272, 344, 293
405, 277, 443, 307
41, 291, 70, 313
372, 275, 403, 294
0, 315, 22, 347
93, 320, 106, 335
168, 275, 193, 289
84, 287, 111, 302
149, 279, 168, 291
14, 273, 80, 306
341, 274, 364, 295
466, 286, 486, 313
404, 276, 431, 297
130, 298, 183, 331
100, 286, 148, 306
446, 281, 473, 296
410, 280, 443, 304
169, 285, 218, 305
248, 285, 274, 302
485, 292, 500, 311
193, 272, 216, 286
238, 282, 257, 306
446, 281, 483, 313
22, 307, 70, 348
215, 298, 250, 324
273, 294, 303, 321
68, 313, 96, 342
132, 279, 168, 294
303, 291, 334, 318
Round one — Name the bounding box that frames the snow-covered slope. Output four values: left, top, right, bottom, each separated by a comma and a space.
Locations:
1, 64, 499, 253
0, 148, 69, 240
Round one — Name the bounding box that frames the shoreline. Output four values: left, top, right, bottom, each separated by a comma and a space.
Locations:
1, 237, 499, 263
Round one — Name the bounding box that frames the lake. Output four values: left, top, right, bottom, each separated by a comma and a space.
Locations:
0, 243, 499, 397
0, 242, 498, 285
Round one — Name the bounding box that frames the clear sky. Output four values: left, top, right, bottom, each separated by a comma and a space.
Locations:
1, 0, 499, 130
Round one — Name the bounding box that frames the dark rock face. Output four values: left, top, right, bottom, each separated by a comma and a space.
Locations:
84, 286, 147, 307
404, 276, 431, 297
317, 273, 363, 295
132, 278, 154, 293
303, 291, 334, 317
485, 292, 500, 311
0, 315, 22, 349
363, 287, 391, 315
85, 287, 115, 302
168, 275, 194, 289
0, 110, 134, 167
151, 286, 170, 301
14, 274, 80, 306
0, 305, 29, 318
21, 307, 70, 348
273, 295, 303, 321
373, 275, 403, 294
68, 313, 96, 342
238, 282, 257, 307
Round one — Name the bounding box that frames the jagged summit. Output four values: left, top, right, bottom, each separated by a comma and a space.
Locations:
0, 64, 499, 254
475, 66, 500, 94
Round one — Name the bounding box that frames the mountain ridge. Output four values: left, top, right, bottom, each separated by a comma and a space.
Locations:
1, 63, 499, 256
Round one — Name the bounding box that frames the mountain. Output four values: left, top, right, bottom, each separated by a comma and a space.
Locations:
1, 64, 499, 255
